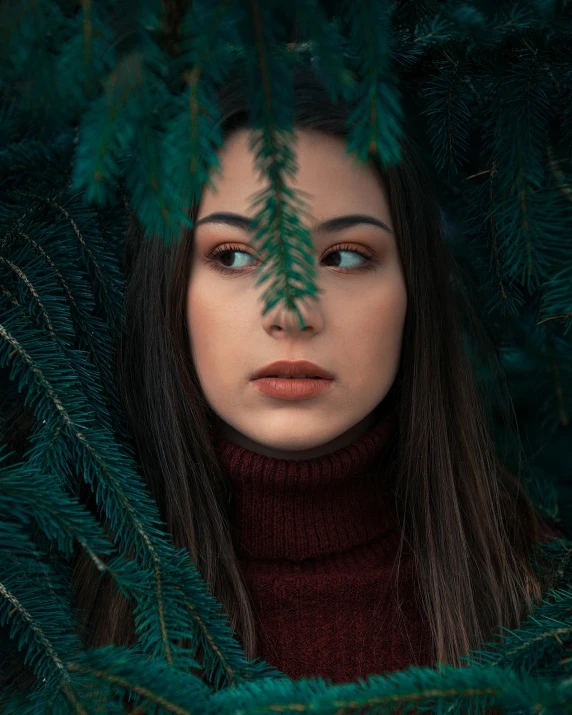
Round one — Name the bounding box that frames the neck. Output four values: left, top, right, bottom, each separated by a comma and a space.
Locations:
215, 409, 400, 561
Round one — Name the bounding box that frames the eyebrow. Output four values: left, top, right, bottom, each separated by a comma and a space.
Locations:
194, 211, 393, 235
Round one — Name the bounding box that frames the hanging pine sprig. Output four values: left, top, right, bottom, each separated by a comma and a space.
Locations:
1, 0, 571, 712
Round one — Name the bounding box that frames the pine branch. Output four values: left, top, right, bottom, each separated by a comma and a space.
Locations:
1, 1, 571, 712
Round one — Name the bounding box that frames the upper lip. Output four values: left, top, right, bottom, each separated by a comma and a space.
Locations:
251, 360, 335, 380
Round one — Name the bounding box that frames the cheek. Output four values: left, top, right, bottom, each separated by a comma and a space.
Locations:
344, 274, 407, 339
375, 279, 408, 357
187, 270, 233, 335
185, 278, 216, 377
340, 277, 407, 380
185, 277, 250, 378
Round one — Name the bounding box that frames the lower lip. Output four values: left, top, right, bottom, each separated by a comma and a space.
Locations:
252, 377, 334, 400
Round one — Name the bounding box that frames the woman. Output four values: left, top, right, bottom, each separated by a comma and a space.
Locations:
72, 60, 558, 686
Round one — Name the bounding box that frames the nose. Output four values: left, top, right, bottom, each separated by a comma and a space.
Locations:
263, 295, 324, 337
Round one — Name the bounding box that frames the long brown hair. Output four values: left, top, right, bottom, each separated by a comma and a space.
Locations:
71, 61, 555, 674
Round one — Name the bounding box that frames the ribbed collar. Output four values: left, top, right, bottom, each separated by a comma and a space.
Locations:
215, 409, 400, 561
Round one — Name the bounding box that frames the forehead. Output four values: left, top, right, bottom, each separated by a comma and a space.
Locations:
196, 128, 390, 227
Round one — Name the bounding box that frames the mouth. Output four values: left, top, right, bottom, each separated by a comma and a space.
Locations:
263, 376, 325, 380
251, 361, 335, 381
252, 374, 334, 399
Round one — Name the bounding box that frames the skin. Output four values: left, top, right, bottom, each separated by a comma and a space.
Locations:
186, 128, 408, 460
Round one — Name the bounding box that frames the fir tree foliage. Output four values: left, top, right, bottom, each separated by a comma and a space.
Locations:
0, 0, 571, 712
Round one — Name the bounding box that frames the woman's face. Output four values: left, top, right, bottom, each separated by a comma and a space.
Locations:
186, 128, 407, 460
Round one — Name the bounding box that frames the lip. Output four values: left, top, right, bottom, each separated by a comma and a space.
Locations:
251, 360, 335, 380
252, 377, 334, 401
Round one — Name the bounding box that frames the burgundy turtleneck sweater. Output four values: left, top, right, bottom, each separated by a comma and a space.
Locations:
215, 410, 434, 684
215, 412, 560, 686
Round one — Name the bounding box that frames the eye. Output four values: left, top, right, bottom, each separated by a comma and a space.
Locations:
205, 243, 378, 274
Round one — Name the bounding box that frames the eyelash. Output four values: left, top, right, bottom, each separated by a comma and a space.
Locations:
206, 243, 378, 275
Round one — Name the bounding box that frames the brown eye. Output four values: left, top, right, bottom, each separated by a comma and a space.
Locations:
206, 243, 378, 274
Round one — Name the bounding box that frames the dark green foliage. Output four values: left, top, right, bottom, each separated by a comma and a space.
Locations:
0, 0, 571, 712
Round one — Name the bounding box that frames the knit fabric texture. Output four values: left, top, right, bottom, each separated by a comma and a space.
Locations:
214, 409, 434, 684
